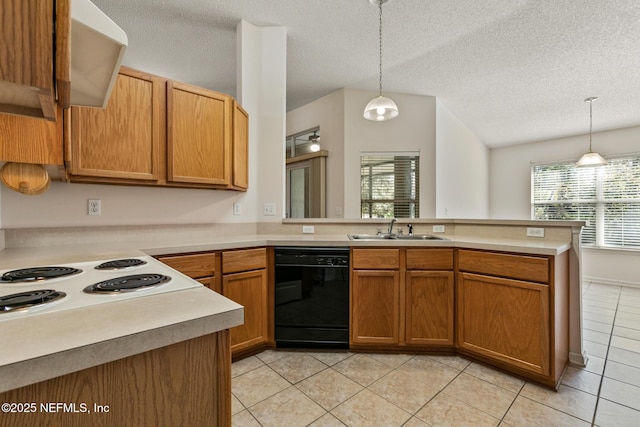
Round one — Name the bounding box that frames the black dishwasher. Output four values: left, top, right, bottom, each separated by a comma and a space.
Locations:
274, 247, 349, 348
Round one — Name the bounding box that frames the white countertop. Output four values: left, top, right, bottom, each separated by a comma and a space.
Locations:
0, 232, 572, 393
0, 287, 243, 393
0, 247, 244, 394
140, 233, 571, 257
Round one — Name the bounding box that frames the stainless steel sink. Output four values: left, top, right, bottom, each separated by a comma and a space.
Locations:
347, 234, 393, 240
395, 234, 449, 240
347, 234, 448, 241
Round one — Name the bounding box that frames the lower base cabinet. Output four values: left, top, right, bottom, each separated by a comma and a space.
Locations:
350, 248, 455, 349
157, 247, 271, 358
457, 272, 550, 376
0, 332, 232, 427
406, 271, 454, 346
222, 248, 270, 357
455, 249, 569, 387
350, 269, 400, 345
223, 269, 268, 354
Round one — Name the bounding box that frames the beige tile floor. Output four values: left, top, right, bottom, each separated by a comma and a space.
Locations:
232, 283, 640, 426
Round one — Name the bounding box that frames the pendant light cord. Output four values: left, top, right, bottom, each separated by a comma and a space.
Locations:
378, 0, 383, 96
589, 99, 593, 152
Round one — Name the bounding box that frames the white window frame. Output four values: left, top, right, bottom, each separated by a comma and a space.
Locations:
531, 156, 640, 249
360, 151, 420, 219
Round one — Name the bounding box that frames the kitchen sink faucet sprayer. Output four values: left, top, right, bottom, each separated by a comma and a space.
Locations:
407, 224, 413, 235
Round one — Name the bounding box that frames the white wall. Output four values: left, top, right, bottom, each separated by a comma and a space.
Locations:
1, 182, 244, 227
490, 125, 640, 285
491, 125, 640, 219
287, 90, 492, 220
286, 89, 345, 217
435, 100, 490, 218
0, 20, 287, 229
237, 21, 287, 222
343, 89, 437, 218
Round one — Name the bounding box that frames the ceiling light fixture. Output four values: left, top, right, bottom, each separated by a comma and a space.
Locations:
309, 131, 320, 152
576, 97, 607, 167
363, 0, 398, 122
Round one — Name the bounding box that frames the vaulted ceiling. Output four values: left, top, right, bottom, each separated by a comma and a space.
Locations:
93, 0, 640, 148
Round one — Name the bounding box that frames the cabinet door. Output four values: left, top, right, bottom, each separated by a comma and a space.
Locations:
457, 272, 550, 376
232, 101, 248, 190
0, 106, 63, 164
351, 270, 400, 345
406, 271, 454, 346
0, 0, 61, 120
222, 269, 268, 354
67, 68, 163, 180
167, 82, 231, 185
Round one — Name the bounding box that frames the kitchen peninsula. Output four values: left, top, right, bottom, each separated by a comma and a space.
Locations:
0, 218, 584, 425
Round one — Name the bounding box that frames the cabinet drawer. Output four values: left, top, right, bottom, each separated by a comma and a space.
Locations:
352, 249, 400, 269
157, 253, 216, 279
406, 249, 453, 270
222, 248, 267, 274
458, 250, 549, 284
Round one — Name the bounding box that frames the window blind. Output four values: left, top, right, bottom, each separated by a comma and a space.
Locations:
360, 152, 419, 219
532, 156, 640, 248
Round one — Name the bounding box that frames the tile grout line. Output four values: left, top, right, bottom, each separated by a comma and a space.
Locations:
589, 286, 622, 427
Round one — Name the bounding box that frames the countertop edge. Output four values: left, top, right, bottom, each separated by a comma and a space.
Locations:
0, 287, 243, 394
143, 235, 572, 257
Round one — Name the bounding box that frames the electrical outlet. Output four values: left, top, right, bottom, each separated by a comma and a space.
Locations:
88, 199, 101, 216
527, 227, 545, 238
302, 225, 315, 234
432, 225, 445, 233
263, 203, 276, 216
335, 207, 343, 217
233, 202, 241, 215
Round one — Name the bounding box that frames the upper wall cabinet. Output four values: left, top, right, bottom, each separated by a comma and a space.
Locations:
231, 101, 249, 190
167, 82, 231, 186
0, 107, 64, 165
64, 67, 249, 191
65, 67, 164, 182
0, 0, 70, 121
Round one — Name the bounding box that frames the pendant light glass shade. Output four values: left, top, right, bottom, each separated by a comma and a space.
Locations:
576, 97, 607, 168
364, 0, 398, 122
576, 151, 607, 167
364, 95, 399, 121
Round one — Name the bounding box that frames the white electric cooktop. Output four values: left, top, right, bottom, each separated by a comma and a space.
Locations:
0, 255, 201, 321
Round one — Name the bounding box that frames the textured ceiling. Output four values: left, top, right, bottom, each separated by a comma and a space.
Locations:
92, 0, 640, 148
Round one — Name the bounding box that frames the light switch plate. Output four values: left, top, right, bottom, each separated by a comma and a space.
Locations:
527, 227, 545, 238
432, 225, 445, 233
263, 203, 276, 216
233, 202, 241, 215
302, 225, 315, 234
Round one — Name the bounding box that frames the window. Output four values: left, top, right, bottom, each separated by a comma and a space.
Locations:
360, 152, 419, 218
532, 156, 640, 248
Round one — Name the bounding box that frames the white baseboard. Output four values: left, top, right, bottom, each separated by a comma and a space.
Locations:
583, 275, 640, 288
569, 351, 588, 367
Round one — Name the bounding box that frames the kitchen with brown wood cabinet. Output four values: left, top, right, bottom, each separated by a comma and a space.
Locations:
3, 1, 640, 426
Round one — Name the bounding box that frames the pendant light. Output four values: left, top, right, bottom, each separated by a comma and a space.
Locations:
309, 131, 320, 152
363, 0, 399, 121
576, 97, 607, 167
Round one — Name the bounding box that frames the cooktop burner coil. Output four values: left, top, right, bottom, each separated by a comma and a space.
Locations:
0, 290, 67, 313
94, 259, 147, 270
83, 274, 171, 294
0, 267, 82, 283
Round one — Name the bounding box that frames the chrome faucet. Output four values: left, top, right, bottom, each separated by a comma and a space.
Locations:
388, 218, 396, 235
